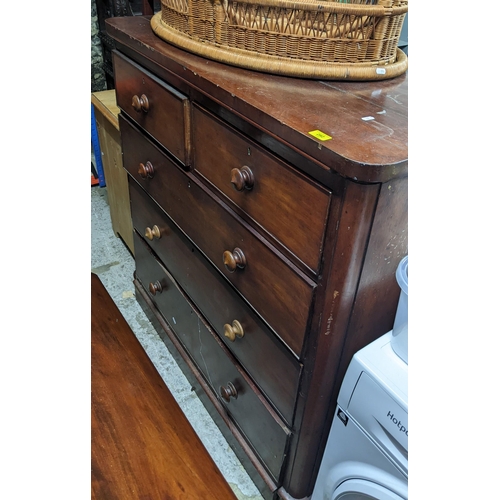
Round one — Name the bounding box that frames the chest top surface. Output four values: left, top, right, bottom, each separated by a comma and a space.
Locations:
106, 16, 408, 183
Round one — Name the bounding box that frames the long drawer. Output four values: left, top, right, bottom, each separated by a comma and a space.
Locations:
113, 51, 191, 166
129, 178, 301, 425
192, 104, 331, 274
134, 231, 290, 481
121, 115, 316, 357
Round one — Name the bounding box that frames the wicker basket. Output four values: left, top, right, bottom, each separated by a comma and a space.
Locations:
151, 0, 408, 80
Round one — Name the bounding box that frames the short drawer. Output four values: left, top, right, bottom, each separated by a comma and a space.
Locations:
122, 116, 316, 357
134, 232, 290, 481
192, 105, 331, 274
129, 179, 301, 425
113, 51, 191, 166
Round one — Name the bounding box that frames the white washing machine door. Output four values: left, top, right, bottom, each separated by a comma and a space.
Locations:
333, 479, 405, 500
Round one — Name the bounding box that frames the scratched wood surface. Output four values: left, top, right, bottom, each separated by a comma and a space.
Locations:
105, 15, 408, 183
91, 272, 237, 500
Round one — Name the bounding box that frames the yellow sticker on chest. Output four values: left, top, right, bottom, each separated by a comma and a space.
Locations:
309, 130, 332, 141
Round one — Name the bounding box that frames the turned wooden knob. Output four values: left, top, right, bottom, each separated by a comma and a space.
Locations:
138, 161, 154, 179
145, 225, 161, 240
230, 166, 254, 191
149, 281, 163, 295
132, 94, 149, 113
223, 320, 244, 342
220, 382, 238, 402
223, 248, 246, 273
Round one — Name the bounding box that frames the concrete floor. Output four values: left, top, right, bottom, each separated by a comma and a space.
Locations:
91, 185, 264, 500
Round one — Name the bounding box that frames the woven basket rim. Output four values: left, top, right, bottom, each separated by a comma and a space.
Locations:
161, 0, 408, 15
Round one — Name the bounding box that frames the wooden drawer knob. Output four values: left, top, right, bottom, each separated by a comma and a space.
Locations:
148, 280, 163, 295
138, 161, 155, 179
132, 94, 149, 113
230, 166, 254, 191
145, 225, 161, 240
223, 248, 246, 273
220, 382, 238, 402
223, 320, 244, 342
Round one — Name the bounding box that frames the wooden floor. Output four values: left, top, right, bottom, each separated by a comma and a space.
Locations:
91, 272, 237, 500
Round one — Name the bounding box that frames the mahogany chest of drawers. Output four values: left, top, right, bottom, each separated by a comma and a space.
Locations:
107, 15, 408, 500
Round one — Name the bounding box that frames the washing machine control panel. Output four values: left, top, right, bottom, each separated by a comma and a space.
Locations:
348, 372, 408, 473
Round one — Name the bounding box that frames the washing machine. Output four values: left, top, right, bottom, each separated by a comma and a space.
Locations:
311, 330, 408, 500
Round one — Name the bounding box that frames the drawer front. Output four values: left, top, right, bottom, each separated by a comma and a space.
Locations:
192, 105, 331, 274
122, 116, 315, 357
113, 51, 190, 166
129, 179, 301, 424
134, 232, 290, 481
